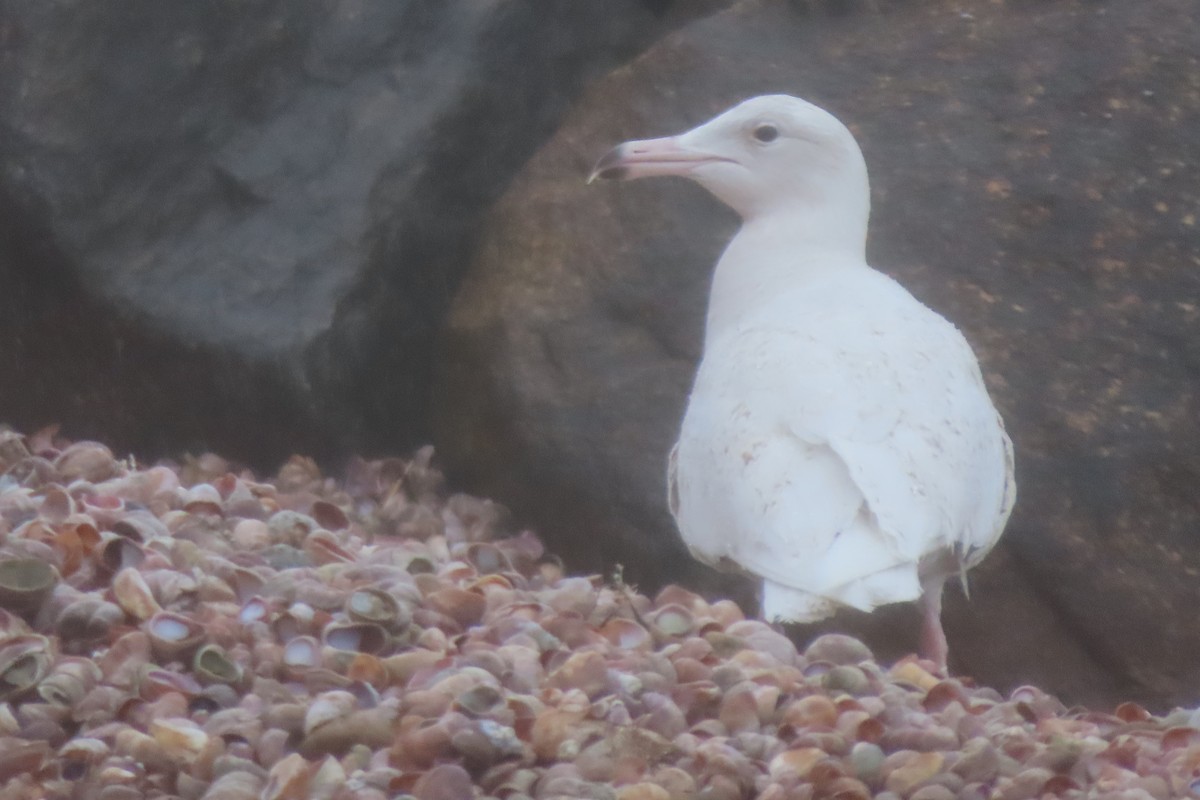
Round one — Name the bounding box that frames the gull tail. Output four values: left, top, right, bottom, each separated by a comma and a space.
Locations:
760, 580, 837, 624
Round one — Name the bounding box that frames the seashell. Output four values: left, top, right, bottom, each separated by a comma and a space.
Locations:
1000, 768, 1056, 800
112, 567, 162, 621
849, 741, 886, 785
114, 727, 173, 772
463, 542, 510, 575
224, 567, 265, 605
782, 694, 839, 729
138, 667, 203, 701
304, 691, 357, 737
281, 636, 323, 676
908, 786, 956, 800
304, 531, 355, 566
0, 428, 30, 465
16, 699, 71, 744
545, 650, 609, 698
200, 708, 263, 750
300, 705, 397, 759
7, 455, 59, 490
951, 737, 1000, 784
110, 510, 171, 542
304, 755, 347, 800
530, 690, 590, 761
425, 587, 486, 628
0, 609, 30, 641
190, 683, 241, 715
344, 653, 389, 688
822, 665, 871, 696
267, 510, 320, 547
194, 645, 244, 686
323, 622, 390, 655
0, 634, 53, 700
262, 752, 311, 800
141, 568, 199, 606
599, 617, 653, 652
260, 544, 309, 571
453, 683, 507, 718
254, 727, 291, 770
149, 716, 210, 761
921, 679, 967, 712
803, 634, 873, 666
0, 558, 59, 615
889, 660, 939, 691
290, 580, 345, 612
411, 763, 474, 800
94, 534, 146, 576
271, 603, 321, 642
70, 685, 129, 728
296, 669, 355, 699
58, 736, 109, 777
56, 597, 125, 644
879, 725, 959, 752
296, 690, 393, 762
94, 631, 151, 690
37, 656, 102, 707
38, 485, 74, 524
199, 769, 265, 800
403, 554, 437, 575
310, 501, 350, 532
230, 519, 271, 551
542, 613, 605, 650
197, 573, 238, 604
719, 684, 761, 734
0, 737, 49, 783
882, 752, 945, 796
238, 596, 272, 628
50, 522, 98, 580
345, 588, 410, 631
81, 493, 127, 528
382, 649, 444, 685
1114, 700, 1151, 723
146, 611, 206, 662
649, 603, 696, 638
54, 441, 119, 483
483, 764, 539, 798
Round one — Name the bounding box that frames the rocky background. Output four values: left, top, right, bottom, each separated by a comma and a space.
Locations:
1, 0, 1198, 711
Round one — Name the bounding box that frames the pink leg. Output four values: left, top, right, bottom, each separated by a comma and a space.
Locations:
919, 575, 949, 674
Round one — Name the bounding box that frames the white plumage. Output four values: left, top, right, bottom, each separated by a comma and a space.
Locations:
591, 95, 1015, 670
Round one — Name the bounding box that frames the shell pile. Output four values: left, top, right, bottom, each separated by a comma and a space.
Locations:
0, 426, 1198, 800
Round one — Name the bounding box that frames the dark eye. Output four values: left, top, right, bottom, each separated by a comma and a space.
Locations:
753, 124, 779, 143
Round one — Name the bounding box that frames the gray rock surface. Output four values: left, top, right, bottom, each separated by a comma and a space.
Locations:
435, 0, 1200, 708
0, 0, 725, 463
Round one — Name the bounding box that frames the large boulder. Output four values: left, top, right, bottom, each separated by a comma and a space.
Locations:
435, 0, 1200, 708
0, 0, 725, 467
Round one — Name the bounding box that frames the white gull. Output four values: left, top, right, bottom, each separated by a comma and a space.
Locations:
590, 94, 1015, 671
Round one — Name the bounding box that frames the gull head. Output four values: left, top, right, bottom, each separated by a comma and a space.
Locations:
590, 94, 870, 226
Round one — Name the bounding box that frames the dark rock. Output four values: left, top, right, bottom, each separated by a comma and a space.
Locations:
434, 0, 1200, 708
0, 0, 727, 467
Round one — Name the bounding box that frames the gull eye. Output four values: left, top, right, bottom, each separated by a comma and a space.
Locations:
752, 124, 779, 144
